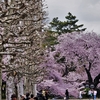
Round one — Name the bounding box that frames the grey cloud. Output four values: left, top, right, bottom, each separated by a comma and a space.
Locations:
77, 0, 100, 21
45, 0, 100, 34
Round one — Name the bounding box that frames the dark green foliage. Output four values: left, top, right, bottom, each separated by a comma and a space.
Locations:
44, 12, 86, 48
42, 32, 58, 48
49, 12, 86, 35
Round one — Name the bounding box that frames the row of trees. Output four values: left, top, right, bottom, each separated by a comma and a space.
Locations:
0, 0, 47, 100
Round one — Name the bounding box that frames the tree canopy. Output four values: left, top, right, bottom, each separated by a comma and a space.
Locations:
0, 0, 47, 99
48, 12, 86, 35
39, 32, 100, 97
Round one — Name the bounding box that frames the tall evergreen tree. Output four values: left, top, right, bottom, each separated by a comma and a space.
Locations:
49, 12, 86, 35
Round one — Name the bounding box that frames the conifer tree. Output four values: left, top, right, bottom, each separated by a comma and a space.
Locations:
49, 12, 86, 35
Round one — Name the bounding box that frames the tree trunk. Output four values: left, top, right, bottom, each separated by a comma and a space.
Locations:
33, 84, 38, 96
0, 68, 2, 100
84, 65, 93, 85
6, 76, 14, 100
17, 78, 24, 99
94, 73, 100, 88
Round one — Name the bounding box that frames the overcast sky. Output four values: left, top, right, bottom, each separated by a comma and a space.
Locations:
45, 0, 100, 34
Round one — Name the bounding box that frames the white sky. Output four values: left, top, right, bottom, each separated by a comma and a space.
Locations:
45, 0, 100, 34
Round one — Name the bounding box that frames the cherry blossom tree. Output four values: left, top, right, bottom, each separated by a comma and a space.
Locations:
40, 32, 100, 98
56, 32, 100, 87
